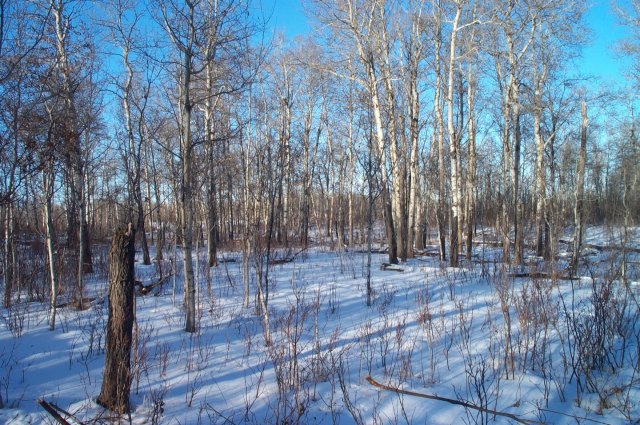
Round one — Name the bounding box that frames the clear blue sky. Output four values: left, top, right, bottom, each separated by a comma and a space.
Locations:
582, 0, 632, 85
264, 0, 310, 38
264, 0, 633, 88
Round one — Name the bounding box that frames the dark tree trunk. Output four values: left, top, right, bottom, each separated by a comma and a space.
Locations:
97, 224, 136, 414
81, 220, 93, 273
137, 204, 151, 266
572, 101, 588, 272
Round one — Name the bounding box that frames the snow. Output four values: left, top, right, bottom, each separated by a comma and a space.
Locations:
1, 227, 639, 424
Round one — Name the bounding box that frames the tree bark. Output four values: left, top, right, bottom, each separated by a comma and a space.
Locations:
3, 204, 13, 308
97, 224, 136, 415
205, 62, 219, 268
533, 58, 548, 258
379, 6, 406, 261
159, 0, 198, 333
465, 61, 476, 260
534, 109, 546, 258
44, 164, 59, 331
406, 13, 423, 259
446, 1, 463, 268
433, 6, 447, 262
572, 101, 588, 271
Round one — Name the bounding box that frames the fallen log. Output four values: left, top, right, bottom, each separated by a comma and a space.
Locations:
380, 263, 404, 272
353, 249, 389, 255
474, 240, 504, 247
414, 251, 441, 258
55, 297, 96, 310
366, 376, 540, 425
507, 271, 575, 281
584, 243, 640, 254
135, 274, 173, 296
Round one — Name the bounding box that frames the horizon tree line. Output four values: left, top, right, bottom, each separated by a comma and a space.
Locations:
0, 0, 638, 336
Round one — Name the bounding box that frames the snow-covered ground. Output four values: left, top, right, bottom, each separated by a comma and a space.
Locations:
1, 226, 639, 424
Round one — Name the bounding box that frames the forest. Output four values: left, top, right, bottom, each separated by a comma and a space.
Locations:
0, 0, 639, 423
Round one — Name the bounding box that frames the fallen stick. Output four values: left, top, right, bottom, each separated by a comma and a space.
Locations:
269, 247, 307, 265
538, 408, 612, 424
37, 399, 74, 425
366, 376, 541, 425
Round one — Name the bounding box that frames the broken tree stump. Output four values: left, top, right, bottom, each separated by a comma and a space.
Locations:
97, 223, 136, 415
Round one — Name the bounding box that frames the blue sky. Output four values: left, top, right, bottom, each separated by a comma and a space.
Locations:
264, 0, 633, 88
263, 0, 309, 38
582, 0, 632, 84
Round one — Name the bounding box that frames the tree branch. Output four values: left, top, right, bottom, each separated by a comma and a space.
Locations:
366, 376, 541, 425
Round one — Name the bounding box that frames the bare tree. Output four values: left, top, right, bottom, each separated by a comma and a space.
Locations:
403, 0, 426, 259
615, 0, 640, 89
104, 0, 153, 266
445, 0, 464, 267
491, 0, 540, 264
432, 0, 447, 262
156, 0, 200, 332
464, 12, 479, 260
49, 0, 93, 307
311, 0, 398, 263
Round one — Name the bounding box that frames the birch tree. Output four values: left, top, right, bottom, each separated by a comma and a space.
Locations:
104, 0, 153, 265
432, 0, 447, 262
403, 0, 426, 259
311, 0, 398, 263
45, 0, 94, 307
157, 0, 201, 332
463, 7, 479, 260
492, 0, 539, 264
445, 0, 476, 267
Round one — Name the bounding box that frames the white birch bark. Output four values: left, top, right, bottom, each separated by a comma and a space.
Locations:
346, 0, 398, 263
446, 1, 463, 267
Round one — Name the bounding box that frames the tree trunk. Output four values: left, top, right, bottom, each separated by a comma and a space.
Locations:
512, 104, 523, 265
44, 166, 59, 331
3, 204, 13, 308
407, 66, 420, 259
572, 101, 588, 271
281, 95, 292, 248
446, 2, 463, 268
370, 69, 398, 264
347, 5, 397, 264
205, 65, 219, 268
434, 7, 447, 263
97, 224, 136, 414
181, 105, 197, 333
380, 15, 406, 262
241, 94, 253, 309
147, 140, 164, 261
465, 62, 476, 260
533, 84, 546, 258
